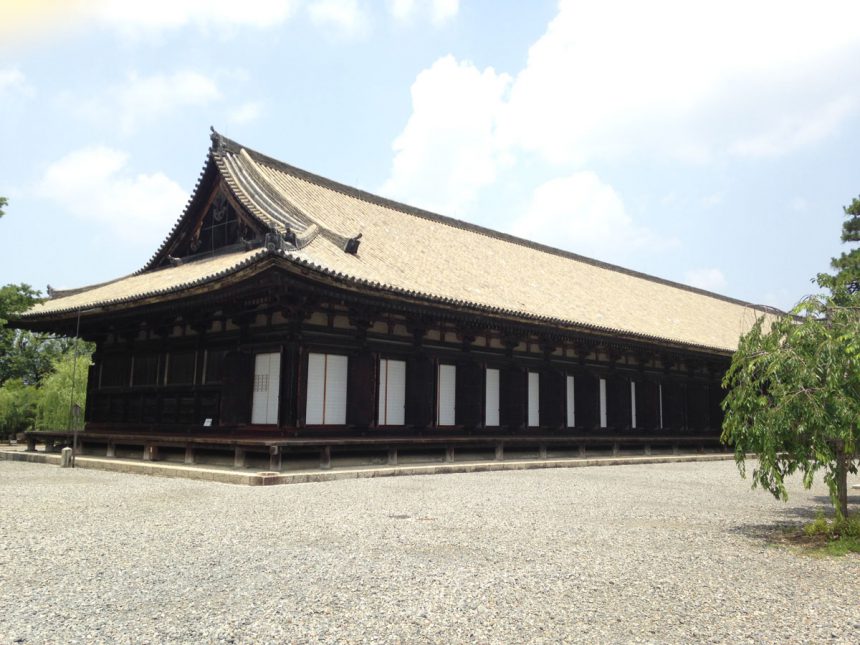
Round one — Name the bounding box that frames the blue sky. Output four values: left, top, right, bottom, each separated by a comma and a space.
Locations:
1, 0, 859, 311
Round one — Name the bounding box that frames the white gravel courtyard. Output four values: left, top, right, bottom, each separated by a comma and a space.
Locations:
0, 460, 857, 644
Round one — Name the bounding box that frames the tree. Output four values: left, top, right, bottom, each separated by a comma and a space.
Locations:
722, 197, 860, 519
0, 378, 38, 440
36, 347, 92, 431
830, 196, 860, 293
0, 196, 7, 218
0, 284, 73, 386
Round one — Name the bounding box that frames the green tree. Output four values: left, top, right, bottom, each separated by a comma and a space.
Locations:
830, 196, 860, 292
722, 197, 860, 519
0, 378, 38, 440
0, 283, 73, 386
0, 282, 40, 323
0, 196, 7, 218
36, 347, 92, 431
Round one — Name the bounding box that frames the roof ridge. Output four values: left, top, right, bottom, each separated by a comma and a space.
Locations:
211, 130, 782, 316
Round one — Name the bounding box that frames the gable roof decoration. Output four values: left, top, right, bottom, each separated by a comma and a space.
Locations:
22, 129, 781, 354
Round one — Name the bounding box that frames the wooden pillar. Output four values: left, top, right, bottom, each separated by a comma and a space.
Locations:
220, 350, 253, 426
279, 344, 300, 429
499, 364, 526, 430
639, 379, 661, 433
662, 379, 686, 433
347, 349, 376, 428
707, 380, 725, 434
84, 359, 100, 424
539, 367, 565, 430
606, 372, 631, 432
455, 359, 483, 428
405, 353, 434, 429
687, 381, 709, 434
574, 369, 600, 432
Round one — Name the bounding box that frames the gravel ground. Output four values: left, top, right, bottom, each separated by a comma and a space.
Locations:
0, 460, 857, 644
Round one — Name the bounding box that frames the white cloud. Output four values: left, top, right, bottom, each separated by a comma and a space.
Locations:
509, 172, 678, 262
385, 0, 860, 203
77, 70, 221, 134
38, 146, 187, 246
388, 0, 458, 24
380, 0, 860, 262
228, 101, 264, 125
729, 96, 858, 158
381, 55, 512, 215
0, 67, 34, 99
430, 0, 458, 24
389, 0, 415, 21
498, 0, 860, 164
96, 0, 297, 32
684, 268, 728, 292
308, 0, 368, 38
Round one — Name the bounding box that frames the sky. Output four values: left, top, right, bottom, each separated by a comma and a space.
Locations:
1, 0, 859, 312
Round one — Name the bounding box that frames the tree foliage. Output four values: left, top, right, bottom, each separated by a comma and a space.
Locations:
829, 196, 860, 293
36, 348, 91, 431
0, 283, 73, 386
0, 346, 92, 439
722, 196, 860, 518
721, 289, 860, 517
0, 282, 40, 325
0, 378, 38, 439
0, 195, 6, 218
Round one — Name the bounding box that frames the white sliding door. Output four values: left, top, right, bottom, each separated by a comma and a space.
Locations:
306, 353, 348, 425
378, 358, 406, 426
485, 368, 500, 426
437, 363, 456, 426
630, 381, 637, 429
566, 375, 575, 428
599, 377, 607, 428
251, 352, 280, 425
528, 371, 540, 427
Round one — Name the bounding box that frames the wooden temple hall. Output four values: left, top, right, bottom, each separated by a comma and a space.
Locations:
17, 129, 777, 471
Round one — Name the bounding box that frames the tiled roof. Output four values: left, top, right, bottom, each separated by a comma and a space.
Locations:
23, 131, 780, 353
24, 250, 266, 318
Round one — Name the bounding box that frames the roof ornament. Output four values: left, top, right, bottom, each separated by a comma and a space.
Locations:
264, 231, 285, 253
47, 285, 55, 298
284, 227, 298, 248
167, 256, 184, 267
344, 233, 362, 255
209, 126, 223, 153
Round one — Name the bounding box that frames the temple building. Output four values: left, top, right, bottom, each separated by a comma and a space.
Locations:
17, 130, 777, 469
